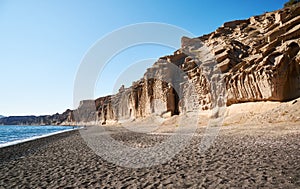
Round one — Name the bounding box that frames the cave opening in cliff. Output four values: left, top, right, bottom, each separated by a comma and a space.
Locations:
174, 90, 180, 115
166, 84, 180, 116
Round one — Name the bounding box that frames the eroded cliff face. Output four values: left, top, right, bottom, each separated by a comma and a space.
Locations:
92, 61, 185, 124
203, 5, 300, 104
0, 109, 73, 126
64, 4, 300, 125
3, 5, 298, 126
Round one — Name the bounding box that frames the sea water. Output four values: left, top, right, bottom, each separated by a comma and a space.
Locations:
0, 125, 79, 147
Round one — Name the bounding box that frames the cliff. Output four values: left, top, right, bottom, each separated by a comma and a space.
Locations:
69, 4, 300, 125
0, 110, 73, 126
2, 4, 300, 125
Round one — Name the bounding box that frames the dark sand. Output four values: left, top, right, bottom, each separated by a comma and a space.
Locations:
0, 125, 299, 188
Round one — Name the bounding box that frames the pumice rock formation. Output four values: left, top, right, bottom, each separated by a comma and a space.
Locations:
208, 6, 300, 105
1, 4, 299, 125
70, 4, 299, 125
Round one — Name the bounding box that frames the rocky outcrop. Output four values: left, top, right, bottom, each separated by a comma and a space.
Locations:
75, 4, 298, 125
60, 4, 300, 125
2, 5, 299, 125
203, 5, 300, 104
0, 109, 73, 126
91, 61, 184, 124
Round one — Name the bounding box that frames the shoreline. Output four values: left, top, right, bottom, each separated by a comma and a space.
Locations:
0, 129, 79, 163
0, 124, 299, 188
0, 126, 82, 148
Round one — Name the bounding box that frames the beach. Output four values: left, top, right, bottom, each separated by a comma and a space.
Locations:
0, 123, 299, 188
1, 0, 300, 188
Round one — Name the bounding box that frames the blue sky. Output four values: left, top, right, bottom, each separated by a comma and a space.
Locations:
0, 0, 287, 116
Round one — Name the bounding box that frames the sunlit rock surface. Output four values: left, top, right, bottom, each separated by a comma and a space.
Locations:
1, 5, 299, 125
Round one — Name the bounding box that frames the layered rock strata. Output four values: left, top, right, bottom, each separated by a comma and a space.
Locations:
69, 5, 300, 125
1, 5, 299, 125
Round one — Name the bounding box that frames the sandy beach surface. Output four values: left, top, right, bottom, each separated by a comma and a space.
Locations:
0, 121, 299, 188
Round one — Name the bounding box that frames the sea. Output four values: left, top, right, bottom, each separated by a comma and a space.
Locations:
0, 125, 79, 148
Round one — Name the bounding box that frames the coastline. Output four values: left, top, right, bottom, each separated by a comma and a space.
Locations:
0, 127, 82, 148
0, 129, 79, 163
0, 124, 299, 188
